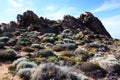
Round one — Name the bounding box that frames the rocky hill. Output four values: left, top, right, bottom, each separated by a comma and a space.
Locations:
0, 10, 120, 80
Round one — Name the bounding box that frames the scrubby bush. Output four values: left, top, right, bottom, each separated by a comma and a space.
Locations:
13, 45, 22, 51
0, 36, 9, 43
12, 57, 28, 68
31, 44, 44, 49
17, 38, 32, 46
80, 62, 106, 78
44, 43, 54, 49
63, 38, 74, 43
16, 61, 37, 71
52, 23, 61, 27
42, 33, 56, 37
53, 43, 77, 51
73, 48, 89, 61
31, 63, 78, 80
22, 47, 35, 52
17, 68, 32, 80
60, 51, 75, 57
7, 39, 17, 46
35, 49, 55, 58
42, 37, 55, 43
0, 42, 5, 48
46, 56, 59, 63
90, 55, 120, 75
86, 42, 102, 48
12, 31, 21, 36
0, 48, 17, 59
73, 33, 83, 40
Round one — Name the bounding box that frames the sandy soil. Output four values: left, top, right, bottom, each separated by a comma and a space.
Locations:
0, 62, 20, 80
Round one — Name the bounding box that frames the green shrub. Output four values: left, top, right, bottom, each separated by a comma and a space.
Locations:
16, 61, 37, 71
42, 37, 55, 43
53, 43, 77, 51
0, 42, 5, 48
73, 48, 89, 61
7, 39, 17, 46
12, 57, 28, 68
31, 44, 44, 49
60, 51, 74, 57
46, 56, 58, 63
0, 37, 9, 43
35, 49, 55, 58
0, 49, 17, 59
17, 38, 32, 46
12, 31, 20, 36
52, 23, 61, 27
42, 33, 56, 37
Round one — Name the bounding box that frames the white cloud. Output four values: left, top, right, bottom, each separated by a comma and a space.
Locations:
7, 0, 35, 14
101, 14, 120, 38
91, 0, 120, 13
8, 0, 23, 7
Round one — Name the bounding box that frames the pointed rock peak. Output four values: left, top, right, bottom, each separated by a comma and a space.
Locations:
78, 12, 112, 38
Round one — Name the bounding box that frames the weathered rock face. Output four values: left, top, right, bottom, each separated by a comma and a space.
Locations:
62, 15, 82, 33
0, 10, 112, 38
78, 12, 112, 38
17, 10, 40, 27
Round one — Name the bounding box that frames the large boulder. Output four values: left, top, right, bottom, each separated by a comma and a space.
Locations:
17, 10, 40, 28
78, 12, 112, 38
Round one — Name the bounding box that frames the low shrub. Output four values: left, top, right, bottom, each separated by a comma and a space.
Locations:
22, 47, 35, 52
12, 57, 28, 68
34, 49, 55, 58
52, 23, 61, 27
60, 51, 75, 57
17, 38, 32, 46
31, 63, 78, 80
73, 48, 89, 61
46, 56, 58, 63
17, 68, 32, 80
13, 45, 22, 51
7, 39, 17, 46
53, 43, 77, 51
0, 49, 17, 59
16, 61, 37, 71
42, 37, 55, 43
80, 62, 106, 78
31, 44, 44, 49
0, 42, 5, 48
0, 36, 9, 43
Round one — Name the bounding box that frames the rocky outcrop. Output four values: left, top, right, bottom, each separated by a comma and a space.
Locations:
0, 10, 112, 38
17, 10, 40, 28
78, 12, 112, 38
62, 15, 82, 33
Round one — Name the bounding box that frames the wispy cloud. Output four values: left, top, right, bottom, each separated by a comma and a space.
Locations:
8, 0, 23, 7
91, 0, 120, 13
101, 14, 120, 38
7, 0, 35, 14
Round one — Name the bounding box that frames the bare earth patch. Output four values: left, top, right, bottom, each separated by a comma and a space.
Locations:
0, 62, 21, 80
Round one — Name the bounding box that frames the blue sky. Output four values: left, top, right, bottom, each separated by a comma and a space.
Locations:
0, 0, 120, 39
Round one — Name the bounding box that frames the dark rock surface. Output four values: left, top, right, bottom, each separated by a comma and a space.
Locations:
78, 12, 112, 38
